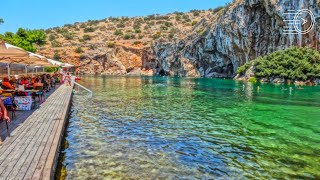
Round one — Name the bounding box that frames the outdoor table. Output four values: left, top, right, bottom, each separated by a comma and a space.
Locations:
1, 97, 9, 101
2, 89, 40, 93
24, 90, 40, 93
2, 89, 16, 92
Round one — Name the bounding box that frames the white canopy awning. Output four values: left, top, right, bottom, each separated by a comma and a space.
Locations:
48, 59, 74, 67
4, 43, 24, 50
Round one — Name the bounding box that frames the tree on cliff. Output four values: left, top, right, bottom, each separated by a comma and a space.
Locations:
237, 47, 320, 81
0, 28, 47, 52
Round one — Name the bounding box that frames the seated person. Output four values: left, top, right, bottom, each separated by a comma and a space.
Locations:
20, 78, 29, 85
2, 77, 16, 90
33, 78, 43, 89
0, 99, 10, 122
31, 77, 36, 84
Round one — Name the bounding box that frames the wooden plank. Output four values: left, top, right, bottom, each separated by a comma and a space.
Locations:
0, 87, 64, 154
4, 106, 58, 179
0, 89, 67, 178
37, 86, 73, 180
20, 88, 71, 180
0, 105, 52, 174
0, 88, 65, 162
8, 91, 69, 180
0, 85, 73, 180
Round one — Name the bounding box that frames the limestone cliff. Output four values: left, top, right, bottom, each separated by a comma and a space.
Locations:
39, 0, 320, 77
152, 0, 320, 77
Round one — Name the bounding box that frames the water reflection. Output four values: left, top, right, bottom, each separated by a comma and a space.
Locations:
59, 76, 320, 179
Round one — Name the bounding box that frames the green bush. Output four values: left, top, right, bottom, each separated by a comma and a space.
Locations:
82, 34, 91, 41
51, 40, 62, 47
134, 29, 141, 33
143, 42, 149, 46
123, 34, 131, 40
164, 21, 173, 27
107, 41, 115, 48
117, 22, 125, 28
79, 24, 87, 28
236, 61, 253, 75
191, 10, 200, 16
83, 27, 95, 33
0, 28, 47, 52
45, 67, 59, 72
49, 34, 56, 41
169, 33, 174, 39
75, 47, 84, 53
248, 77, 258, 83
183, 14, 189, 20
114, 29, 123, 36
62, 32, 74, 40
192, 21, 198, 26
212, 6, 224, 13
87, 20, 99, 26
175, 15, 182, 21
153, 32, 161, 40
238, 47, 320, 81
133, 41, 142, 45
53, 51, 61, 60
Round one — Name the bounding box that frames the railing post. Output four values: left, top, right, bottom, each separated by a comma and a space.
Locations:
7, 63, 10, 78
73, 81, 93, 97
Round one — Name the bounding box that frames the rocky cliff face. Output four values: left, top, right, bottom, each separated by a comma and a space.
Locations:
40, 0, 319, 77
152, 0, 320, 77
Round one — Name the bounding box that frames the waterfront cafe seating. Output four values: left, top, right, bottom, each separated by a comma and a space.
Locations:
34, 86, 45, 103
0, 79, 47, 114
0, 84, 16, 119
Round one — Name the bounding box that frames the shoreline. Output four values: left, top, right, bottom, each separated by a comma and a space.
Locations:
77, 74, 320, 86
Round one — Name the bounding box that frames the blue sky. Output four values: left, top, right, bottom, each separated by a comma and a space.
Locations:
0, 0, 231, 33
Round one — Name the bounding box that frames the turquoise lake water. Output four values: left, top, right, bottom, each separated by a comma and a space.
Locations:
58, 76, 320, 179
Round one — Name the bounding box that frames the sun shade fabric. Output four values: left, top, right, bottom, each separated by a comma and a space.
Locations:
0, 42, 29, 58
0, 42, 52, 67
48, 59, 74, 67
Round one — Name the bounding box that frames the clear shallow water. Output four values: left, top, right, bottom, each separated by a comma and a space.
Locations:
59, 76, 320, 179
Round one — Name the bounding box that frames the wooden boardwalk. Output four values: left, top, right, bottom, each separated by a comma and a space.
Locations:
0, 85, 73, 180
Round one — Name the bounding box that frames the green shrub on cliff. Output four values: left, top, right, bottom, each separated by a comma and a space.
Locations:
192, 21, 198, 26
0, 28, 47, 52
134, 29, 141, 33
212, 6, 224, 14
236, 61, 254, 75
114, 29, 123, 36
107, 41, 115, 48
75, 47, 84, 53
238, 47, 320, 81
248, 77, 257, 83
123, 34, 131, 40
82, 34, 91, 41
83, 27, 95, 33
62, 32, 74, 40
153, 32, 161, 40
53, 50, 61, 60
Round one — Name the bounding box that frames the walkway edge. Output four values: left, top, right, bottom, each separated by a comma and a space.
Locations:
44, 85, 73, 180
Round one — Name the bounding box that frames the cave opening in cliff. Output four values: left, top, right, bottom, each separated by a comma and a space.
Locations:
226, 63, 234, 77
159, 69, 167, 76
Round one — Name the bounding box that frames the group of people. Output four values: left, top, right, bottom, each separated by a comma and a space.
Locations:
0, 71, 72, 123
1, 72, 64, 91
